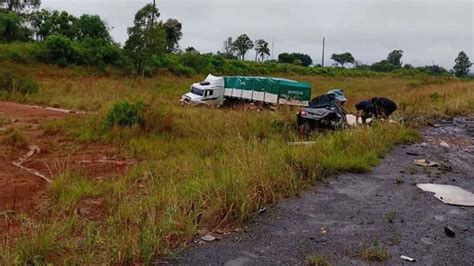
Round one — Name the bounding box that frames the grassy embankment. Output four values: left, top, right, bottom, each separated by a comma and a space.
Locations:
1, 62, 473, 264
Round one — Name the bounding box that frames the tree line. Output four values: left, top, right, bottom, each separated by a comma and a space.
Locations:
0, 0, 472, 77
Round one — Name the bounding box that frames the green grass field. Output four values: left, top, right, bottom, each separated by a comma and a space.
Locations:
1, 63, 473, 264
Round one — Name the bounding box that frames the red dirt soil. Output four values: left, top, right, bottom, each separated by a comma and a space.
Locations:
0, 101, 132, 234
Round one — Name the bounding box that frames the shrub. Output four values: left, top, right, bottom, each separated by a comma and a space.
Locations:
0, 69, 39, 94
0, 42, 45, 63
77, 38, 123, 67
360, 243, 390, 262
44, 34, 80, 66
179, 53, 211, 73
102, 101, 147, 130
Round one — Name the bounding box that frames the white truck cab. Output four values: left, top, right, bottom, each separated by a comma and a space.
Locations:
180, 74, 225, 105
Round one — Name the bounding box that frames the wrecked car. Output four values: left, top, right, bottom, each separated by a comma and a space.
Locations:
297, 89, 348, 134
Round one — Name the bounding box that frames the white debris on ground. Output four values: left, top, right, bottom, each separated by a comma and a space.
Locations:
400, 255, 416, 262
439, 141, 450, 148
414, 159, 439, 167
201, 235, 217, 242
346, 114, 358, 126
416, 184, 474, 207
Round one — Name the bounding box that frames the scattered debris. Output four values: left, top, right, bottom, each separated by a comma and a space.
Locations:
257, 207, 267, 214
444, 226, 456, 237
439, 141, 450, 148
201, 234, 217, 242
416, 184, 474, 207
420, 237, 434, 245
406, 152, 419, 156
400, 255, 416, 262
320, 227, 327, 234
414, 159, 439, 167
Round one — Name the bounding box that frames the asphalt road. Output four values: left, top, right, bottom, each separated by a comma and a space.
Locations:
172, 117, 474, 266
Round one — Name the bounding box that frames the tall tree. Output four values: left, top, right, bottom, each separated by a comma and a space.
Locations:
453, 51, 472, 77
222, 37, 234, 57
163, 18, 182, 53
125, 3, 166, 76
330, 52, 355, 67
75, 14, 111, 42
0, 11, 30, 42
232, 34, 253, 61
29, 8, 50, 41
0, 0, 40, 12
387, 50, 404, 68
255, 39, 270, 62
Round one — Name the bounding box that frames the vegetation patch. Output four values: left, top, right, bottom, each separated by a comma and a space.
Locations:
1, 128, 28, 149
360, 243, 390, 262
306, 255, 330, 266
0, 68, 39, 95
386, 209, 397, 223
102, 101, 147, 130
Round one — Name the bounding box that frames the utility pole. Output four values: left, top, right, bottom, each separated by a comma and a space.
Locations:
272, 39, 275, 60
322, 37, 326, 67
432, 60, 435, 75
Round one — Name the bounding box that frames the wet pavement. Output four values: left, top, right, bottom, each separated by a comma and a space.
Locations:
173, 117, 474, 265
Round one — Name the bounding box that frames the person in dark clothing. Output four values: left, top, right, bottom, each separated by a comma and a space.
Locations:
371, 97, 397, 119
355, 100, 376, 124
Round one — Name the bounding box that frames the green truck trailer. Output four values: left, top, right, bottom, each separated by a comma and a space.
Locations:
181, 74, 312, 106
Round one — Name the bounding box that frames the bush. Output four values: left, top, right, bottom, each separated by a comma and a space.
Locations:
76, 38, 123, 67
0, 69, 39, 94
44, 35, 80, 66
179, 53, 211, 73
102, 101, 147, 130
0, 42, 46, 63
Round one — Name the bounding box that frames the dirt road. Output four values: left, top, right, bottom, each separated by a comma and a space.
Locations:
0, 101, 129, 215
0, 102, 68, 213
175, 117, 474, 265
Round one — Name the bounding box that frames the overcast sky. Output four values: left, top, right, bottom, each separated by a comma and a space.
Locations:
42, 0, 473, 69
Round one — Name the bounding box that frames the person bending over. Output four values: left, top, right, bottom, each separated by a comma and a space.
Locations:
355, 100, 376, 124
371, 97, 397, 119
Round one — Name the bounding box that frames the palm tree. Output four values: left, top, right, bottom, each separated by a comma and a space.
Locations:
255, 39, 270, 62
